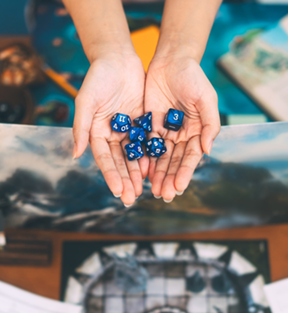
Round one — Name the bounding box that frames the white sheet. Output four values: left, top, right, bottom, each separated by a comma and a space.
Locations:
0, 281, 82, 313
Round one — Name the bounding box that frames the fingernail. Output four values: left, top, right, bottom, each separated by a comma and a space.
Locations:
113, 194, 122, 198
124, 203, 133, 208
163, 198, 173, 203
176, 190, 184, 196
153, 195, 161, 199
207, 141, 213, 155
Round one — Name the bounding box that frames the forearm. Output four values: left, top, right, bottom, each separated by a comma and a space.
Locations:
156, 0, 222, 62
62, 0, 135, 63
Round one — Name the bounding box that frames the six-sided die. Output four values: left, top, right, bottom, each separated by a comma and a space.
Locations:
164, 108, 184, 131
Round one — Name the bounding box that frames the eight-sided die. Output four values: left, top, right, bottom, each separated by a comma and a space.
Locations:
145, 137, 167, 157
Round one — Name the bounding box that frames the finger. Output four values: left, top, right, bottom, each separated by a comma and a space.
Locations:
151, 140, 174, 198
175, 136, 203, 192
161, 141, 186, 201
121, 138, 143, 198
197, 89, 221, 155
109, 141, 136, 206
147, 129, 161, 184
148, 157, 157, 184
138, 155, 150, 180
90, 137, 123, 197
73, 94, 95, 159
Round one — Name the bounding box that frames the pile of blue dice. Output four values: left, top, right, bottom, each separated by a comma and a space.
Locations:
111, 108, 184, 161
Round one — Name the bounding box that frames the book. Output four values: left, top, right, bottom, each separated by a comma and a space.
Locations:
218, 15, 288, 121
131, 25, 159, 72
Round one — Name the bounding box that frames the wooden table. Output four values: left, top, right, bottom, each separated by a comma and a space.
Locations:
0, 224, 288, 300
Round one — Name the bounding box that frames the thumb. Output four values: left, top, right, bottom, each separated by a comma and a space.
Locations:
197, 90, 221, 155
73, 95, 95, 159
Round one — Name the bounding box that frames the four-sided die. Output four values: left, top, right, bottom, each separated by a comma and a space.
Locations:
133, 112, 152, 132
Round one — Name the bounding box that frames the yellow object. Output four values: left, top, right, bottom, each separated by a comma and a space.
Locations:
131, 26, 160, 72
43, 64, 78, 98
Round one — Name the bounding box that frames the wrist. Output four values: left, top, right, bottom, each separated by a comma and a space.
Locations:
87, 40, 136, 64
154, 31, 204, 64
88, 45, 142, 73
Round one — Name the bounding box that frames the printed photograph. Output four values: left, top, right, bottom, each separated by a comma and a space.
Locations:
1, 122, 288, 235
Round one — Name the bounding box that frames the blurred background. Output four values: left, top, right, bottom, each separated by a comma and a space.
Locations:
0, 0, 288, 128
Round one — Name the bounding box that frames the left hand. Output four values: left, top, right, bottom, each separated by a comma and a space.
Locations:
144, 53, 221, 202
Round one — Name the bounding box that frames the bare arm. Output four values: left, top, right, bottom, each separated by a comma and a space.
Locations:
145, 0, 222, 201
62, 0, 148, 206
63, 0, 135, 62
157, 0, 222, 62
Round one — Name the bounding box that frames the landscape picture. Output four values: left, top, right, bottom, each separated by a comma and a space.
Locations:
0, 122, 288, 235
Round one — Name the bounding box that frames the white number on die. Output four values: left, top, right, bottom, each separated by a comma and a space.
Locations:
119, 116, 126, 122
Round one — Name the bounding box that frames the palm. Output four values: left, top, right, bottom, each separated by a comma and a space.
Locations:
145, 56, 220, 201
74, 54, 148, 205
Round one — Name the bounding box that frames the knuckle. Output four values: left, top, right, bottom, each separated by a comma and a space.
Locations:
185, 148, 201, 159
170, 155, 182, 166
212, 89, 218, 103
75, 94, 83, 107
217, 121, 221, 133
114, 157, 127, 170
72, 126, 77, 136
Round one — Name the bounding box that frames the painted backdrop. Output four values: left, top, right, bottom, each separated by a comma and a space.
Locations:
0, 122, 288, 235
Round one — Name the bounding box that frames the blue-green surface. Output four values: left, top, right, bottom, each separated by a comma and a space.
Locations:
31, 2, 288, 121
0, 0, 28, 35
1, 1, 288, 125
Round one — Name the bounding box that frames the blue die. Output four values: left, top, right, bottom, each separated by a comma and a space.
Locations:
133, 112, 152, 132
129, 127, 146, 143
145, 137, 167, 157
164, 109, 184, 131
111, 113, 131, 133
125, 141, 144, 161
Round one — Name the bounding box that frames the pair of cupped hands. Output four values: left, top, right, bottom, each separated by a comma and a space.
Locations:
72, 50, 220, 207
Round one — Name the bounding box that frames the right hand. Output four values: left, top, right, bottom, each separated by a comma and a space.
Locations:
73, 52, 148, 206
